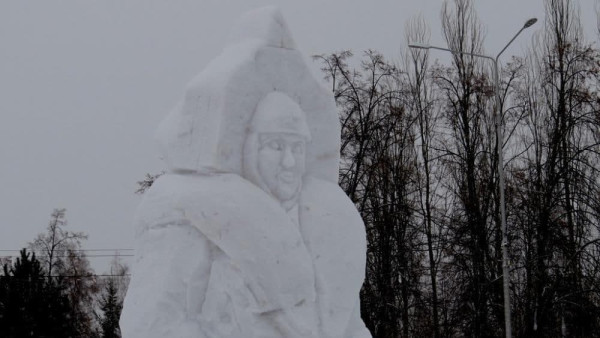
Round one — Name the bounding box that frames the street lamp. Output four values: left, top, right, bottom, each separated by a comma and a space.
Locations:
409, 17, 537, 338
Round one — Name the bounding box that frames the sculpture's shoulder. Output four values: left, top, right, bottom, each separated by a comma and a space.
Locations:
299, 177, 367, 337
301, 177, 365, 234
134, 173, 257, 237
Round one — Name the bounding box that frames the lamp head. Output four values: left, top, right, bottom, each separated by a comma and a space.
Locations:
524, 18, 537, 28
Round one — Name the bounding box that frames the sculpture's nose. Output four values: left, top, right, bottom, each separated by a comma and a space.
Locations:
281, 146, 296, 168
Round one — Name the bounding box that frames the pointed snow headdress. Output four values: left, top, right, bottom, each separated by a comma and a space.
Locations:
156, 7, 340, 183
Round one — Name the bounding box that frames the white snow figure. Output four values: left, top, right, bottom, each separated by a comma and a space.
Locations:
120, 7, 371, 338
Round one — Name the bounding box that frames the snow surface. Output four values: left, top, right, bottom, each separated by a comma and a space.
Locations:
121, 6, 370, 338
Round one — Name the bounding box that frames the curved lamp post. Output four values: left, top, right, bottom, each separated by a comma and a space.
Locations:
409, 17, 537, 338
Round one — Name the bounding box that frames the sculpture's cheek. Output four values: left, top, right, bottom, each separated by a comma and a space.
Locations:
257, 138, 305, 203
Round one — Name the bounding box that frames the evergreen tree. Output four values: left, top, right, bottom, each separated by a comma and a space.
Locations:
99, 278, 122, 338
0, 249, 76, 338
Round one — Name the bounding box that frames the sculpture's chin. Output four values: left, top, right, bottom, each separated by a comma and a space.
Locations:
272, 181, 301, 203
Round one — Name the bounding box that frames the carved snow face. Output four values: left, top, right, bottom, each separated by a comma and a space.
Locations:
257, 132, 306, 203
242, 92, 311, 207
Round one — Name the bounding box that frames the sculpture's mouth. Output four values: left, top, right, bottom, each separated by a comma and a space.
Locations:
279, 171, 296, 183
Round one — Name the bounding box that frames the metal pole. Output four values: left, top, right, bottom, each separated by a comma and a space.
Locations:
494, 57, 512, 338
410, 44, 512, 336
494, 21, 536, 337
409, 18, 537, 336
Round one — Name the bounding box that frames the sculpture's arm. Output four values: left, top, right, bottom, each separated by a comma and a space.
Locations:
120, 222, 212, 338
260, 307, 316, 338
343, 298, 373, 338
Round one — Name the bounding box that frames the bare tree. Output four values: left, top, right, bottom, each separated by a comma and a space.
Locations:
29, 209, 98, 337
315, 51, 426, 337
29, 208, 87, 278
404, 14, 446, 338
437, 0, 504, 335
509, 0, 600, 335
311, 1, 600, 336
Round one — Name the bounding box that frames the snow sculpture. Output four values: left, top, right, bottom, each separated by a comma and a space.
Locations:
120, 7, 371, 338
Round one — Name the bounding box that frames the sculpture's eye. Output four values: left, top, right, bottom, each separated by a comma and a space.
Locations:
292, 142, 305, 154
266, 139, 283, 151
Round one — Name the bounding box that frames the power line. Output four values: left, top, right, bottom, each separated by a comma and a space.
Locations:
0, 249, 135, 259
2, 275, 130, 278
1, 274, 131, 282
0, 249, 134, 252
48, 274, 131, 278
0, 254, 134, 258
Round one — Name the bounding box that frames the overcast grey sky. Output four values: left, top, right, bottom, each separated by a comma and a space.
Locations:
1, 0, 597, 272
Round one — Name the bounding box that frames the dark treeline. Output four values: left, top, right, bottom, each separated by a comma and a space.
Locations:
0, 209, 129, 338
315, 0, 600, 337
